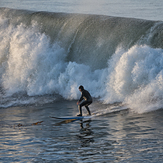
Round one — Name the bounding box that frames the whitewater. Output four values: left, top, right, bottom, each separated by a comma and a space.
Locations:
0, 8, 163, 113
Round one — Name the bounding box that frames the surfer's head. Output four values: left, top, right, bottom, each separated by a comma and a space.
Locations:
79, 85, 84, 92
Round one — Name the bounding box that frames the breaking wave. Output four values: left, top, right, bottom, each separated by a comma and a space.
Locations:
0, 8, 163, 113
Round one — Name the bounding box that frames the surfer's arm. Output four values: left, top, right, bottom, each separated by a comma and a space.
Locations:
77, 101, 80, 105
77, 93, 84, 105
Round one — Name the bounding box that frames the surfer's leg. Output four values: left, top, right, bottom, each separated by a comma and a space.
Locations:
85, 101, 92, 115
85, 105, 91, 115
78, 101, 92, 116
78, 101, 88, 116
78, 104, 82, 116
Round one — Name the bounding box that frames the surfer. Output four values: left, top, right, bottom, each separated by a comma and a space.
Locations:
77, 85, 92, 116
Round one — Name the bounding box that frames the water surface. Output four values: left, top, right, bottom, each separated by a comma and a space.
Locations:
0, 101, 163, 162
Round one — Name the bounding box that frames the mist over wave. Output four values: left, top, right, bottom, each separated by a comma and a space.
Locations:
0, 8, 163, 113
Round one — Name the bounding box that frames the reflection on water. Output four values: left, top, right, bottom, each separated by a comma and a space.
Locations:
0, 103, 163, 162
78, 120, 94, 147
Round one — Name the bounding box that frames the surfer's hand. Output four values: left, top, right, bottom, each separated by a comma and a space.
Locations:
77, 101, 79, 105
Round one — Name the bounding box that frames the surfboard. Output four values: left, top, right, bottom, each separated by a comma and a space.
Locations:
50, 106, 128, 121
50, 115, 91, 120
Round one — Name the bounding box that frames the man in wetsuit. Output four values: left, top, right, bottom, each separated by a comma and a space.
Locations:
77, 85, 92, 116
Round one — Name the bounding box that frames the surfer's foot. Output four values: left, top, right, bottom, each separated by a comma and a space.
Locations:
77, 114, 82, 116
87, 113, 91, 116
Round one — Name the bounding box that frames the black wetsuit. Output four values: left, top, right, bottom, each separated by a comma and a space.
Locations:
78, 89, 92, 116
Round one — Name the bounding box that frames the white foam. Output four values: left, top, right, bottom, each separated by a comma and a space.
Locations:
103, 45, 163, 113
1, 20, 66, 97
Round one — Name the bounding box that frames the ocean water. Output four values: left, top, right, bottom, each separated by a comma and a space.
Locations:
0, 0, 163, 162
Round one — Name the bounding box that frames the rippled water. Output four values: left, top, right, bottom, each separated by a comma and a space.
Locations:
0, 0, 163, 162
0, 101, 163, 162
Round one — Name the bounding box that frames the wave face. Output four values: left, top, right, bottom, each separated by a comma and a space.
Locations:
0, 8, 163, 113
